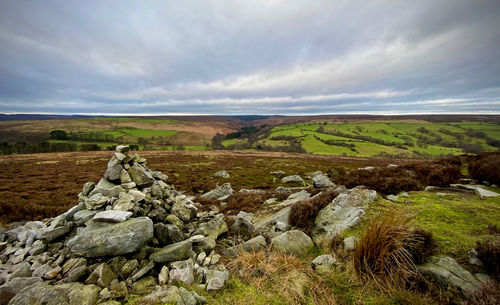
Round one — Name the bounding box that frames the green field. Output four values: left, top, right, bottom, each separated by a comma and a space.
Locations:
221, 121, 500, 158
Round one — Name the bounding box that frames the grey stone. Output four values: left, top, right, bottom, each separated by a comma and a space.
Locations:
230, 211, 254, 237
225, 235, 267, 257
311, 186, 377, 244
127, 163, 155, 187
112, 192, 135, 211
193, 214, 228, 239
74, 210, 98, 225
206, 269, 229, 291
89, 178, 125, 198
85, 263, 116, 288
271, 230, 314, 256
313, 173, 335, 188
131, 276, 156, 295
172, 196, 198, 222
343, 236, 359, 251
152, 171, 168, 181
150, 240, 192, 263
281, 175, 305, 186
119, 260, 139, 279
255, 206, 292, 236
33, 264, 52, 278
417, 256, 482, 295
28, 240, 46, 256
270, 170, 286, 177
67, 217, 154, 257
84, 193, 110, 210
275, 186, 291, 195
82, 182, 95, 197
128, 189, 146, 202
43, 266, 62, 280
104, 164, 123, 182
201, 183, 234, 200
158, 266, 169, 285
155, 223, 184, 246
10, 262, 32, 279
93, 210, 132, 223
468, 248, 483, 266
387, 194, 398, 201
213, 170, 230, 178
41, 224, 72, 242
275, 190, 310, 207
166, 214, 184, 229
169, 259, 195, 285
0, 277, 42, 305
131, 261, 154, 282
120, 169, 132, 184
311, 254, 338, 273
116, 145, 129, 153
64, 265, 87, 283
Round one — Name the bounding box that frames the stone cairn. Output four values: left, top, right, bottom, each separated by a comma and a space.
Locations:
0, 145, 234, 305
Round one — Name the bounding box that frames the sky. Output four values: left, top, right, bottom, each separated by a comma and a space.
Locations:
1, 0, 500, 116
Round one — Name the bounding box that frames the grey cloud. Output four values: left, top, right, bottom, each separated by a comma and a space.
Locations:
0, 0, 499, 115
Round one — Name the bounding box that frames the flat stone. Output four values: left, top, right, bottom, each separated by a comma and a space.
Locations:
131, 261, 154, 282
127, 163, 155, 187
67, 217, 154, 257
116, 145, 130, 154
82, 182, 95, 196
84, 193, 110, 210
74, 210, 98, 225
201, 183, 233, 200
206, 269, 229, 291
93, 210, 132, 223
150, 240, 192, 263
271, 230, 314, 256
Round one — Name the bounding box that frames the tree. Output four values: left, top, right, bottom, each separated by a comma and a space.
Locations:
49, 130, 69, 140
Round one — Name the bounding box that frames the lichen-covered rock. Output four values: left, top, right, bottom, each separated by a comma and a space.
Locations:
312, 172, 334, 188
206, 269, 229, 291
271, 230, 314, 256
281, 175, 305, 186
225, 235, 267, 257
311, 186, 377, 244
201, 183, 233, 200
150, 240, 192, 263
67, 217, 153, 257
8, 282, 100, 305
127, 163, 154, 187
311, 254, 338, 273
213, 170, 230, 179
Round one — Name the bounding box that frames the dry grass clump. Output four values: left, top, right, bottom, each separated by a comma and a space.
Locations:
475, 240, 500, 280
354, 209, 417, 285
463, 282, 500, 305
468, 152, 500, 185
289, 190, 338, 234
227, 248, 336, 305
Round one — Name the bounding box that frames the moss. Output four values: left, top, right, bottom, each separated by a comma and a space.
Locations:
209, 278, 288, 305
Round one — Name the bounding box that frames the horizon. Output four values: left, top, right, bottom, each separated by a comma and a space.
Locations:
1, 1, 500, 115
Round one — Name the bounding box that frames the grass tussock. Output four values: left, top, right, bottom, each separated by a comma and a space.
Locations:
289, 190, 338, 234
407, 228, 439, 265
227, 248, 336, 305
463, 282, 500, 305
354, 209, 417, 286
475, 240, 500, 280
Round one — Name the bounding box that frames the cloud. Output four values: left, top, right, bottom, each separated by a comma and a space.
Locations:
0, 0, 499, 115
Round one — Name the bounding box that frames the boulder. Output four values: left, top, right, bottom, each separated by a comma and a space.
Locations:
271, 230, 314, 256
230, 211, 254, 237
169, 259, 195, 285
150, 241, 192, 263
67, 217, 154, 257
172, 197, 198, 222
311, 187, 377, 244
89, 178, 125, 198
112, 192, 135, 211
417, 256, 482, 295
193, 214, 228, 239
201, 183, 233, 200
206, 269, 229, 291
154, 223, 184, 246
104, 164, 123, 182
312, 173, 334, 188
8, 282, 100, 305
281, 175, 305, 186
0, 277, 42, 305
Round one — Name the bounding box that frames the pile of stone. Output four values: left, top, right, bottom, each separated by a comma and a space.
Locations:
0, 145, 232, 305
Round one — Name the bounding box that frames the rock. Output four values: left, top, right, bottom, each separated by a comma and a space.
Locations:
271, 230, 314, 256
386, 194, 398, 201
152, 171, 168, 181
154, 223, 184, 246
169, 259, 195, 285
41, 224, 72, 242
131, 276, 157, 295
116, 145, 130, 153
311, 254, 338, 273
359, 166, 375, 171
112, 192, 135, 211
127, 163, 155, 187
44, 266, 62, 280
400, 192, 410, 198
0, 277, 42, 305
142, 285, 200, 305
225, 235, 267, 257
89, 178, 125, 198
74, 210, 98, 225
82, 182, 95, 197
270, 170, 286, 177
120, 169, 132, 184
158, 266, 169, 285
474, 186, 500, 198
93, 210, 132, 223
10, 262, 32, 278
150, 240, 192, 263
193, 214, 228, 239
417, 256, 482, 295
255, 206, 292, 236
230, 211, 254, 237
8, 282, 100, 305
343, 236, 359, 251
213, 170, 230, 179
172, 197, 198, 222
206, 269, 229, 291
85, 263, 116, 288
104, 164, 123, 182
201, 183, 234, 200
468, 249, 483, 266
275, 186, 291, 195
281, 175, 305, 186
275, 190, 310, 207
312, 173, 334, 188
67, 217, 154, 257
33, 264, 53, 278
166, 214, 184, 229
311, 186, 377, 244
84, 193, 110, 210
131, 261, 155, 282
128, 189, 146, 202
119, 260, 139, 279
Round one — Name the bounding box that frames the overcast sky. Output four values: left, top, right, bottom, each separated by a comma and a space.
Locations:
1, 0, 500, 115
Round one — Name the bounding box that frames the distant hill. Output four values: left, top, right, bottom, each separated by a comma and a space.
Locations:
0, 114, 93, 121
